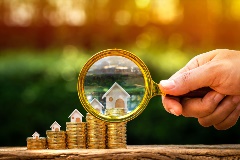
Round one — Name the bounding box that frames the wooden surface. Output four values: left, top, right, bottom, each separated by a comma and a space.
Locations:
0, 145, 240, 160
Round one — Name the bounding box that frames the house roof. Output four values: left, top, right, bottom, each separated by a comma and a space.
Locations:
50, 121, 61, 128
68, 109, 84, 118
90, 98, 104, 109
32, 131, 39, 137
102, 82, 130, 99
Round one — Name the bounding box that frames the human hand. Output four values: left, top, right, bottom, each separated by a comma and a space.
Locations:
159, 49, 240, 130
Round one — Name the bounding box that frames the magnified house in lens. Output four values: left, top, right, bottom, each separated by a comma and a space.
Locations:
102, 82, 130, 111
90, 98, 104, 113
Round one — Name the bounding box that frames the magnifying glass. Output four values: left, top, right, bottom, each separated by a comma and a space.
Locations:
77, 49, 211, 122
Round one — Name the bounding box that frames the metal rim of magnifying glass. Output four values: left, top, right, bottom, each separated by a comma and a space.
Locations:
77, 49, 154, 122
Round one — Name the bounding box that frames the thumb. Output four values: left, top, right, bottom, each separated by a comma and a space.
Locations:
159, 64, 214, 96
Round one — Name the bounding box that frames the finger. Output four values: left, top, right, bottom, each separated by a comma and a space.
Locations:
181, 91, 225, 118
159, 50, 225, 96
169, 50, 218, 79
198, 95, 240, 127
161, 95, 182, 116
213, 103, 240, 130
160, 62, 217, 96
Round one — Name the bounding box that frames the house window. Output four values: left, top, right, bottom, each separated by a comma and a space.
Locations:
109, 97, 113, 102
72, 116, 74, 119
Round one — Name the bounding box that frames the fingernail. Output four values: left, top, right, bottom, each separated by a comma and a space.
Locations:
169, 109, 179, 116
160, 80, 175, 89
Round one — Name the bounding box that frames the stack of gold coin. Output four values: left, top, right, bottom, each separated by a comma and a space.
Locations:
105, 108, 126, 117
107, 122, 127, 149
66, 122, 87, 149
46, 130, 66, 149
26, 137, 47, 150
86, 113, 106, 149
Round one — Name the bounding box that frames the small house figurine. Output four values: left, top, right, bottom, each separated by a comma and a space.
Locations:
90, 98, 104, 113
68, 109, 84, 122
50, 121, 61, 131
32, 131, 40, 140
102, 82, 130, 111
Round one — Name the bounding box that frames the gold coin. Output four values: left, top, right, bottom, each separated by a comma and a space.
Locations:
47, 136, 66, 138
47, 136, 66, 139
67, 143, 79, 146
27, 143, 47, 146
67, 139, 78, 143
27, 141, 47, 144
46, 135, 66, 137
67, 131, 77, 136
66, 129, 86, 132
107, 137, 126, 140
66, 122, 86, 124
67, 146, 78, 149
66, 128, 86, 131
46, 130, 65, 133
47, 140, 66, 144
66, 131, 85, 134
27, 145, 47, 148
27, 144, 47, 146
77, 138, 86, 141
87, 140, 106, 143
67, 137, 85, 140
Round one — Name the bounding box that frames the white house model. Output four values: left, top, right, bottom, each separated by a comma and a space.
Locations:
32, 131, 40, 140
50, 121, 61, 131
68, 109, 84, 122
102, 82, 130, 111
90, 98, 104, 113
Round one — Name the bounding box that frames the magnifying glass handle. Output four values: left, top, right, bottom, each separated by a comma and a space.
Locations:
166, 87, 213, 98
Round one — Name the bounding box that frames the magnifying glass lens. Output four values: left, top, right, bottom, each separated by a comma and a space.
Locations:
84, 56, 145, 117
78, 49, 212, 122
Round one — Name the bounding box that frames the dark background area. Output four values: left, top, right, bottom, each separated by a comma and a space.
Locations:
0, 0, 239, 146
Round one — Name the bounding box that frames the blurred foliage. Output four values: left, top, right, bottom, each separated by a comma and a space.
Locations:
0, 48, 239, 146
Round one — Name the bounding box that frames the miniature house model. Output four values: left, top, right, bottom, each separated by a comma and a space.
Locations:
50, 121, 61, 131
32, 131, 40, 140
68, 109, 84, 122
102, 82, 130, 111
90, 98, 104, 113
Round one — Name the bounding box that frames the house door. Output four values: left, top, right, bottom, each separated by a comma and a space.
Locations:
115, 99, 125, 108
55, 128, 59, 131
76, 118, 81, 122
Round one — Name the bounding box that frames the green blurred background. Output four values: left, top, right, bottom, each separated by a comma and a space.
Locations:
0, 0, 240, 146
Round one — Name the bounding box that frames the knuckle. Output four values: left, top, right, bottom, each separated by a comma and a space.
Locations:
214, 116, 238, 130
214, 124, 226, 130
198, 118, 211, 127
201, 106, 215, 116
231, 96, 240, 105
181, 72, 191, 84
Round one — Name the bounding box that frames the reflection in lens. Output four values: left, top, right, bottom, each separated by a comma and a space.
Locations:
84, 56, 145, 116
